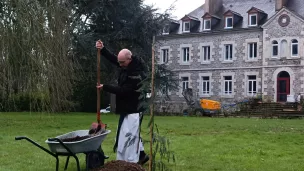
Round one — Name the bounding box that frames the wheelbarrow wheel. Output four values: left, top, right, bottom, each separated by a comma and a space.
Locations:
86, 149, 105, 169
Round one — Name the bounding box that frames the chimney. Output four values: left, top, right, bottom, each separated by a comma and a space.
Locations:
204, 0, 222, 15
275, 0, 288, 11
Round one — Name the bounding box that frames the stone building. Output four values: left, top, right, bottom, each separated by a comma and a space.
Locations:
155, 0, 304, 113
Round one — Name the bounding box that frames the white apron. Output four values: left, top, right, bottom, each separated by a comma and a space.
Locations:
116, 113, 144, 162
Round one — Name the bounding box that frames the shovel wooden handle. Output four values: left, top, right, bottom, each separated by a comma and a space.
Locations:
97, 48, 101, 124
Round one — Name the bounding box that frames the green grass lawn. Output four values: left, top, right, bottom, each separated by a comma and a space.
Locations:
1, 112, 304, 171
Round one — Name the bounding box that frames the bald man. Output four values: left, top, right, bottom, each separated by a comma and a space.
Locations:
95, 40, 149, 165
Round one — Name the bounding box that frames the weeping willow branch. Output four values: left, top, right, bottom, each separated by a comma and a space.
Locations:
0, 0, 75, 112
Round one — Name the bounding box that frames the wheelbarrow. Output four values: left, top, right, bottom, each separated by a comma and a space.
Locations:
15, 129, 111, 171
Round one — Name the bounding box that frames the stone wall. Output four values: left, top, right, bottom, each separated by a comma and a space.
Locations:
154, 8, 304, 113
262, 8, 304, 101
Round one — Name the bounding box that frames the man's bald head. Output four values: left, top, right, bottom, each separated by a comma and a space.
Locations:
117, 49, 132, 67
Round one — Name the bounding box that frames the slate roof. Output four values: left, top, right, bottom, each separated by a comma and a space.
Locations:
182, 0, 277, 30
187, 4, 205, 20
286, 0, 304, 19
169, 0, 304, 32
247, 7, 266, 14
216, 0, 276, 29
181, 15, 200, 21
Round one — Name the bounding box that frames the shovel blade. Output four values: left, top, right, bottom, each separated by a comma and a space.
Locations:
89, 122, 106, 135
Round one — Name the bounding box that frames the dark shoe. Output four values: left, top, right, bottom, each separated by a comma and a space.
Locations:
138, 155, 149, 165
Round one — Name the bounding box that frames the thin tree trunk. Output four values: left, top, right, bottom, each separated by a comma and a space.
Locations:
149, 36, 156, 171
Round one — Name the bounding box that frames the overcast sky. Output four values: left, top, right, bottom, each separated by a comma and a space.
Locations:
144, 0, 205, 19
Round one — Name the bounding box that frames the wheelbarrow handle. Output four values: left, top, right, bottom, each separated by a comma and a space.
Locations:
14, 136, 57, 158
15, 136, 26, 140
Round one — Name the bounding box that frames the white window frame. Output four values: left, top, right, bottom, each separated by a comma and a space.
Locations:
249, 14, 258, 26
161, 49, 169, 63
272, 40, 279, 58
182, 77, 189, 91
183, 21, 190, 33
202, 46, 210, 62
291, 39, 298, 57
225, 17, 233, 29
203, 19, 211, 31
182, 47, 190, 63
201, 76, 210, 95
224, 44, 233, 61
224, 76, 232, 95
247, 75, 257, 96
248, 42, 257, 59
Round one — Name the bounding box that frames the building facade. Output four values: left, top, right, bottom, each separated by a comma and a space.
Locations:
155, 0, 304, 113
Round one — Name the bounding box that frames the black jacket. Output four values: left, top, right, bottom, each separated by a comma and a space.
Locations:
100, 47, 147, 115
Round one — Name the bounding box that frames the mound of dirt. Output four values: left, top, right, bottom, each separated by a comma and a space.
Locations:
94, 160, 145, 171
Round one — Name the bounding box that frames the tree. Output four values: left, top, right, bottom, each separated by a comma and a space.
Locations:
71, 0, 177, 111
0, 0, 74, 112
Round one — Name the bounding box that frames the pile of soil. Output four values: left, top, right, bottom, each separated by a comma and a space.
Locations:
61, 135, 90, 142
94, 160, 145, 171
61, 129, 106, 142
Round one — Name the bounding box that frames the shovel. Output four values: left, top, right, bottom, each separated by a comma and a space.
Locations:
89, 47, 106, 134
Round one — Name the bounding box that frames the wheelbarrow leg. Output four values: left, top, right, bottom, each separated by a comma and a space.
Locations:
86, 154, 89, 171
55, 156, 59, 171
64, 156, 70, 170
72, 155, 81, 171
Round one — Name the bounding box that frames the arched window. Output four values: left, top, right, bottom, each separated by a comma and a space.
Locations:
291, 39, 298, 57
280, 40, 288, 57
272, 40, 278, 57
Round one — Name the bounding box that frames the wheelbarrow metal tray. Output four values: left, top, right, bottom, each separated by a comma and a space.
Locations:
45, 130, 111, 154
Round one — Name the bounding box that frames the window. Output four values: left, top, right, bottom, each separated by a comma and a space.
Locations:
162, 24, 170, 35
249, 14, 257, 26
183, 21, 190, 32
182, 47, 189, 62
224, 44, 233, 61
225, 17, 233, 28
203, 19, 211, 30
248, 75, 257, 95
291, 39, 298, 57
280, 40, 288, 57
224, 76, 232, 95
202, 76, 210, 95
248, 43, 257, 59
161, 49, 169, 63
272, 40, 278, 57
202, 46, 210, 61
182, 77, 189, 90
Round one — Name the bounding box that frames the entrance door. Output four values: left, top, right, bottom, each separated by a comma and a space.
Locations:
277, 71, 290, 102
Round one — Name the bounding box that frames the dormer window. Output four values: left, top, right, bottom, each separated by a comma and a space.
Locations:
161, 19, 180, 35
247, 7, 268, 27
181, 15, 200, 33
223, 10, 242, 29
203, 19, 211, 30
183, 21, 190, 32
249, 14, 257, 26
162, 24, 170, 35
201, 12, 221, 31
225, 17, 233, 28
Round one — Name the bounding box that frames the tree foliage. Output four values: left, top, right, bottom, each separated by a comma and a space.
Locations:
0, 0, 178, 112
71, 0, 177, 111
0, 0, 74, 112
